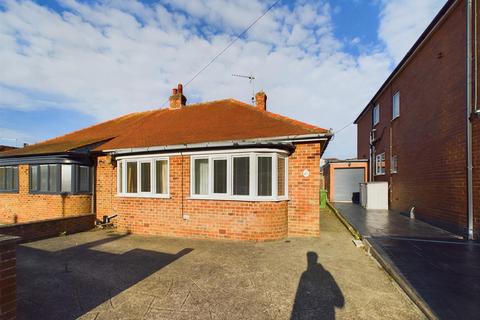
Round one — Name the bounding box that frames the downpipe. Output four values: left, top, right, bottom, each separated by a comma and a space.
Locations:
466, 0, 475, 240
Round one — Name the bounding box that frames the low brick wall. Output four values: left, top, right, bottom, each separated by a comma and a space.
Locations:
0, 214, 95, 243
0, 235, 19, 320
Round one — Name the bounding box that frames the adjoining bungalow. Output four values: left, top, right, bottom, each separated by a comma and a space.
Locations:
0, 85, 332, 241
354, 0, 480, 239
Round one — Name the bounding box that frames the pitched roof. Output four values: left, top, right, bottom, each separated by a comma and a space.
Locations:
1, 99, 330, 157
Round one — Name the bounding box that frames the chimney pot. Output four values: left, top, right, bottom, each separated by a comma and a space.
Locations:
169, 83, 187, 110
255, 91, 267, 111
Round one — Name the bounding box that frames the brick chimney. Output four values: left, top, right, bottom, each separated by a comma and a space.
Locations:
255, 91, 267, 111
169, 84, 187, 110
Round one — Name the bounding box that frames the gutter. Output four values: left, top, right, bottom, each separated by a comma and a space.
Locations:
103, 133, 332, 155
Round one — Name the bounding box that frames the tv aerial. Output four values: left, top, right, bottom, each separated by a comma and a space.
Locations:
232, 73, 256, 104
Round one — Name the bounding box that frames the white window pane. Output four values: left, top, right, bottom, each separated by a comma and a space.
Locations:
257, 157, 272, 196
48, 164, 57, 192
61, 165, 72, 193
30, 166, 38, 191
79, 166, 90, 192
278, 157, 286, 197
5, 167, 13, 190
127, 162, 137, 193
393, 93, 400, 118
233, 157, 250, 195
0, 167, 5, 190
194, 159, 209, 195
12, 167, 18, 190
140, 162, 151, 192
118, 162, 123, 193
155, 160, 168, 194
213, 159, 227, 194
40, 165, 48, 191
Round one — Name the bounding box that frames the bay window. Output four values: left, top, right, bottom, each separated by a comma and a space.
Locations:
30, 164, 91, 194
117, 157, 169, 197
191, 151, 288, 201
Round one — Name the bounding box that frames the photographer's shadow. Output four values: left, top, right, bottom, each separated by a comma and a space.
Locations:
291, 252, 345, 320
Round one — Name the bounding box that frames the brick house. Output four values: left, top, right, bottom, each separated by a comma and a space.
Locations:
0, 85, 332, 241
355, 0, 480, 239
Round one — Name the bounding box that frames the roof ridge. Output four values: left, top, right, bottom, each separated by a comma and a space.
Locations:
228, 98, 329, 134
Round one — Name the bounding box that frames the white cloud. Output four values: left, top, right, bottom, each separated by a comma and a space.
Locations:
378, 0, 447, 63
0, 0, 448, 159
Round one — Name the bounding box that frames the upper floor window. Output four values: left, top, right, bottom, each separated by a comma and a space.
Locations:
30, 164, 91, 194
375, 153, 386, 176
0, 166, 18, 193
372, 104, 380, 126
392, 92, 400, 119
191, 152, 288, 201
391, 155, 398, 174
117, 157, 169, 198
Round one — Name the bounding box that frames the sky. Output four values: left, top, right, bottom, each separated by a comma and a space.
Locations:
0, 0, 447, 158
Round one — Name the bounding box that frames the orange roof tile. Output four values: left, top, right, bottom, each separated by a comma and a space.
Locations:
1, 99, 330, 157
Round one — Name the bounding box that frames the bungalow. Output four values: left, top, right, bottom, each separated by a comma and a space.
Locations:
0, 85, 332, 241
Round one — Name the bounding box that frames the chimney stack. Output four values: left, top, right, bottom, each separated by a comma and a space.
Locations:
169, 84, 187, 110
255, 91, 267, 111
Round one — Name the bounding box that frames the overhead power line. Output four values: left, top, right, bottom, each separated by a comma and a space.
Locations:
161, 0, 281, 107
334, 122, 354, 135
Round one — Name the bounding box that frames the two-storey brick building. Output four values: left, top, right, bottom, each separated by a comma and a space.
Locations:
355, 0, 480, 239
0, 86, 332, 241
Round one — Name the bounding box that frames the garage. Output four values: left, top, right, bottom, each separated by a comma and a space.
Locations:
323, 159, 368, 202
333, 168, 365, 201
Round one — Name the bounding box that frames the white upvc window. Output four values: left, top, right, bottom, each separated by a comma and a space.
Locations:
375, 153, 386, 176
190, 152, 288, 201
391, 155, 398, 174
117, 157, 169, 198
392, 92, 400, 119
372, 104, 380, 126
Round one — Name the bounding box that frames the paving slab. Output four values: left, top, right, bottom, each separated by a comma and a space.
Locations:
333, 202, 480, 320
17, 209, 424, 320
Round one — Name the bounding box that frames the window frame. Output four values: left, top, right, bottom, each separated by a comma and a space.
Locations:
375, 153, 386, 176
190, 152, 288, 201
391, 155, 398, 174
117, 157, 170, 198
392, 91, 400, 120
372, 104, 380, 127
29, 164, 92, 195
0, 165, 19, 193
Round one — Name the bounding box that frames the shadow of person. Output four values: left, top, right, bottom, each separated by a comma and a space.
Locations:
291, 252, 345, 320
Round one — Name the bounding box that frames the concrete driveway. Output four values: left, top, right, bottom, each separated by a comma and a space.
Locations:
17, 209, 424, 320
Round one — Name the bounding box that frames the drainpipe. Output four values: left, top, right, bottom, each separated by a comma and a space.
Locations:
466, 0, 474, 240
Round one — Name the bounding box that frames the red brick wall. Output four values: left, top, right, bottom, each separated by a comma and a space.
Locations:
0, 214, 95, 243
0, 235, 18, 320
0, 165, 92, 224
96, 143, 322, 241
356, 1, 471, 235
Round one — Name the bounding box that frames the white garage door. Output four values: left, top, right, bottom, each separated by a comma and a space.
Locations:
333, 168, 365, 202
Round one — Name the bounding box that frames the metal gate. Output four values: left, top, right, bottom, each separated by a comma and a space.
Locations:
333, 168, 365, 202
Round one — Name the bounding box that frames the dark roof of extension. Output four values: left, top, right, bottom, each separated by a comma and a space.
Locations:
354, 0, 457, 124
0, 99, 330, 157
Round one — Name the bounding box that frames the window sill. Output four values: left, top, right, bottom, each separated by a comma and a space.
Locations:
391, 116, 399, 122
29, 192, 92, 196
116, 193, 171, 199
188, 195, 290, 202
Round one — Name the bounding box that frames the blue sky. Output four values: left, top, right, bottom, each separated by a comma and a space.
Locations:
0, 0, 447, 157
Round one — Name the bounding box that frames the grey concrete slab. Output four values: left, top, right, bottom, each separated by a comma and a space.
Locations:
333, 202, 480, 319
17, 209, 424, 320
333, 202, 459, 240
